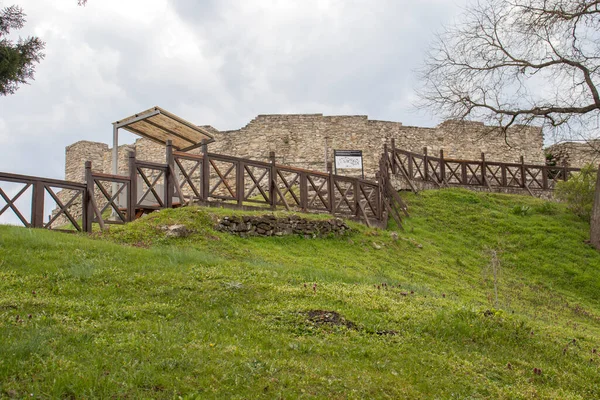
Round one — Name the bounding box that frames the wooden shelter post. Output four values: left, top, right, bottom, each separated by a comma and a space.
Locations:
112, 125, 119, 176
128, 151, 137, 222
165, 140, 174, 208
111, 124, 119, 218
201, 140, 209, 201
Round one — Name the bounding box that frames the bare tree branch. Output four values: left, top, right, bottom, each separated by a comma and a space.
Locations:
417, 0, 600, 141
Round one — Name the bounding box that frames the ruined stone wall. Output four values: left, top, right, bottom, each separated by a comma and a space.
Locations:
65, 141, 109, 182
101, 144, 136, 177
208, 115, 545, 179
545, 141, 600, 169
63, 114, 546, 182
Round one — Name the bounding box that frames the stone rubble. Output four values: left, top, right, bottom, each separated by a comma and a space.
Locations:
216, 215, 350, 238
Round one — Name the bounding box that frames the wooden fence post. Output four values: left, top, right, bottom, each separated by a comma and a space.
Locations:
542, 165, 548, 189
520, 156, 526, 188
165, 140, 173, 209
354, 179, 360, 217
84, 161, 94, 232
300, 172, 308, 211
384, 143, 388, 167
501, 163, 507, 186
461, 161, 468, 185
562, 160, 568, 181
201, 139, 209, 201
269, 151, 277, 209
327, 161, 334, 214
237, 160, 244, 206
439, 149, 445, 184
481, 152, 486, 187
31, 181, 44, 228
128, 151, 137, 221
391, 138, 397, 174
375, 171, 382, 220
423, 147, 429, 181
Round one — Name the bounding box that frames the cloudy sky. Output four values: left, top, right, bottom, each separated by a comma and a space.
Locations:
0, 0, 469, 180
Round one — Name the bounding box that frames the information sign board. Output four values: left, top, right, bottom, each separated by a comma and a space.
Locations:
334, 150, 364, 178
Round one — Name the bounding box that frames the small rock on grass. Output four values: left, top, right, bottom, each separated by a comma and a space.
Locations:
161, 224, 192, 238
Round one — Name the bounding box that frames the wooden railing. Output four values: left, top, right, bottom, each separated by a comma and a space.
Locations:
0, 172, 88, 232
168, 143, 389, 225
386, 139, 580, 192
169, 148, 388, 223
85, 142, 394, 229
1, 141, 405, 232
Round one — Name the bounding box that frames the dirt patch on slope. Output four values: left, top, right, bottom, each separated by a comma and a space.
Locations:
305, 310, 358, 330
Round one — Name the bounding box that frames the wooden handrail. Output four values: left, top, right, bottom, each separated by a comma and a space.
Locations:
0, 172, 86, 190
389, 146, 582, 192
275, 164, 329, 177
135, 160, 168, 170
1, 145, 403, 232
90, 172, 130, 182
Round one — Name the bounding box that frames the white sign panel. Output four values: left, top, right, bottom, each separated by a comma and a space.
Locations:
335, 155, 363, 169
334, 150, 363, 170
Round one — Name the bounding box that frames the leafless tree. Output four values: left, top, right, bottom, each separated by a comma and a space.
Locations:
419, 0, 600, 248
418, 0, 600, 142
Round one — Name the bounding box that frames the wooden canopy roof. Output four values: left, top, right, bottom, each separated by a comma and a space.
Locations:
113, 106, 215, 151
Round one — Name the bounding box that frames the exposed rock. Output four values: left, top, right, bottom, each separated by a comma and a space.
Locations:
161, 224, 192, 238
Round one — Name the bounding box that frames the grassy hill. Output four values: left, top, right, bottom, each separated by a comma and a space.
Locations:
1, 189, 600, 399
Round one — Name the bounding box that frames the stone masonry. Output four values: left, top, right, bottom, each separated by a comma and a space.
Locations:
545, 141, 600, 169
53, 114, 545, 229
211, 116, 545, 177
65, 114, 546, 182
216, 214, 350, 238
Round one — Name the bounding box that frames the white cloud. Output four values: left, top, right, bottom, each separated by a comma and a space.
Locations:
0, 0, 463, 179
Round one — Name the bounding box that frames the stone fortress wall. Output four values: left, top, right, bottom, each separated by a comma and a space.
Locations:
65, 113, 546, 183
545, 141, 600, 169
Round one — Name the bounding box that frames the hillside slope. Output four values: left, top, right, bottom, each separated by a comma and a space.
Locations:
1, 189, 599, 399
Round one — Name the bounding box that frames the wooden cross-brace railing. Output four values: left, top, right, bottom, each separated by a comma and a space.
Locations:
1, 140, 409, 232
386, 138, 580, 194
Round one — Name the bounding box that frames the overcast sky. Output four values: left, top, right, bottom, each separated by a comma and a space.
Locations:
1, 0, 466, 180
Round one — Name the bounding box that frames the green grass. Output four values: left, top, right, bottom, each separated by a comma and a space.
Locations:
1, 188, 600, 398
